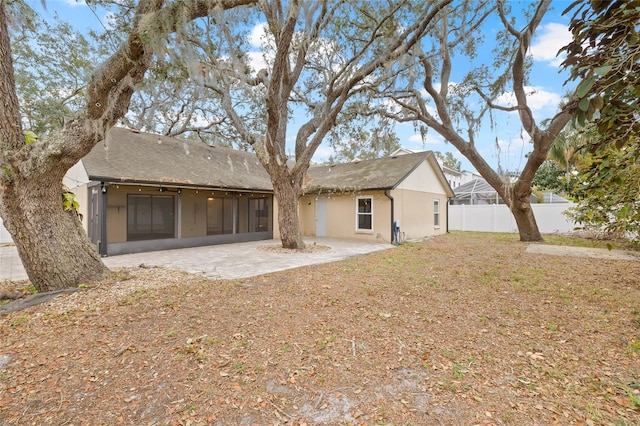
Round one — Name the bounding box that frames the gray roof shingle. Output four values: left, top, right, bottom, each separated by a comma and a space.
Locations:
303, 151, 435, 193
82, 127, 273, 191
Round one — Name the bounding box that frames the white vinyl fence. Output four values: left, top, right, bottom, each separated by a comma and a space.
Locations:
449, 203, 577, 234
1, 204, 577, 243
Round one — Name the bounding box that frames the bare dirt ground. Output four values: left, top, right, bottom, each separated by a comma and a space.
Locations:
1, 232, 639, 426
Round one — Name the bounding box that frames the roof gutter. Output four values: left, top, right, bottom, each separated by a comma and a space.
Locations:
87, 176, 272, 194
384, 190, 395, 244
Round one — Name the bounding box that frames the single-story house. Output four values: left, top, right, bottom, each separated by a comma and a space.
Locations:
300, 152, 454, 243
65, 128, 453, 255
66, 127, 275, 256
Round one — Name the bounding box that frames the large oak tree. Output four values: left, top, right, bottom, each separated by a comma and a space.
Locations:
0, 0, 254, 292
158, 0, 453, 249
382, 0, 575, 241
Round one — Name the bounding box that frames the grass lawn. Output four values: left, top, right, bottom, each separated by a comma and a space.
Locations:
1, 232, 639, 425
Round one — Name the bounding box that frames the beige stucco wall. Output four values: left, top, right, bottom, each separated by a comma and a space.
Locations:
70, 183, 90, 232
392, 188, 448, 240
63, 161, 89, 189
300, 191, 392, 243
107, 186, 134, 243
298, 196, 315, 236
391, 159, 450, 240
64, 161, 91, 233
396, 159, 448, 195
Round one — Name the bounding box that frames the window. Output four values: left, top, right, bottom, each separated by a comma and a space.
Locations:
207, 197, 234, 235
127, 194, 175, 241
356, 197, 373, 231
434, 200, 440, 227
248, 198, 270, 232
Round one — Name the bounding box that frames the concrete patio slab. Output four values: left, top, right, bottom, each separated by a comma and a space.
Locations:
0, 238, 393, 282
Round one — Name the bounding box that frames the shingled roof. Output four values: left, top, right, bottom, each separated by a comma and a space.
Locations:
303, 151, 445, 193
82, 127, 272, 191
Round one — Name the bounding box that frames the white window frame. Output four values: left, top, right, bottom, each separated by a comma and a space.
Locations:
356, 196, 374, 232
434, 199, 440, 227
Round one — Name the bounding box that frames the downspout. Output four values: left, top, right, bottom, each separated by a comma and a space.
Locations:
99, 182, 108, 256
446, 197, 450, 233
384, 190, 394, 244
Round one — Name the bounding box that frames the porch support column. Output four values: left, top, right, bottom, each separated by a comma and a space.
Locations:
176, 190, 182, 239
99, 182, 108, 256
232, 195, 238, 234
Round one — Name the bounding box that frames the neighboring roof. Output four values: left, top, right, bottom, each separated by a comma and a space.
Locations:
303, 151, 453, 195
82, 127, 272, 191
391, 147, 465, 177
452, 178, 502, 204
454, 180, 572, 204
454, 178, 497, 197
389, 147, 417, 156
441, 165, 462, 176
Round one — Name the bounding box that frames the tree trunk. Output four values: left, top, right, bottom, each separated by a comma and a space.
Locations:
273, 184, 305, 250
270, 166, 305, 250
0, 0, 254, 291
509, 186, 543, 242
0, 175, 108, 292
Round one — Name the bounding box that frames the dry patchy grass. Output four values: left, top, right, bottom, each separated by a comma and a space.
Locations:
1, 232, 639, 425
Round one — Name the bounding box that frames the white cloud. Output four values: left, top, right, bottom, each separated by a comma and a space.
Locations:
495, 86, 562, 113
311, 145, 335, 163
246, 51, 268, 74
525, 88, 562, 111
248, 22, 269, 48
530, 23, 571, 67
408, 132, 444, 145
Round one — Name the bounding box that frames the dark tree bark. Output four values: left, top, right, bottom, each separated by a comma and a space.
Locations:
0, 0, 254, 291
1, 166, 108, 291
511, 183, 542, 241
269, 165, 305, 249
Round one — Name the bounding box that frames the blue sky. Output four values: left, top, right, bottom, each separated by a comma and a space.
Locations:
28, 0, 575, 173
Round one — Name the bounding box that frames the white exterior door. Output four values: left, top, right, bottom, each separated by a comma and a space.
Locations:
315, 197, 327, 237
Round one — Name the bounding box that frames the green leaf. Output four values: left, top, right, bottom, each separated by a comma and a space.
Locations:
593, 65, 612, 76
578, 97, 590, 112
24, 130, 38, 144
576, 75, 597, 98
62, 192, 79, 212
